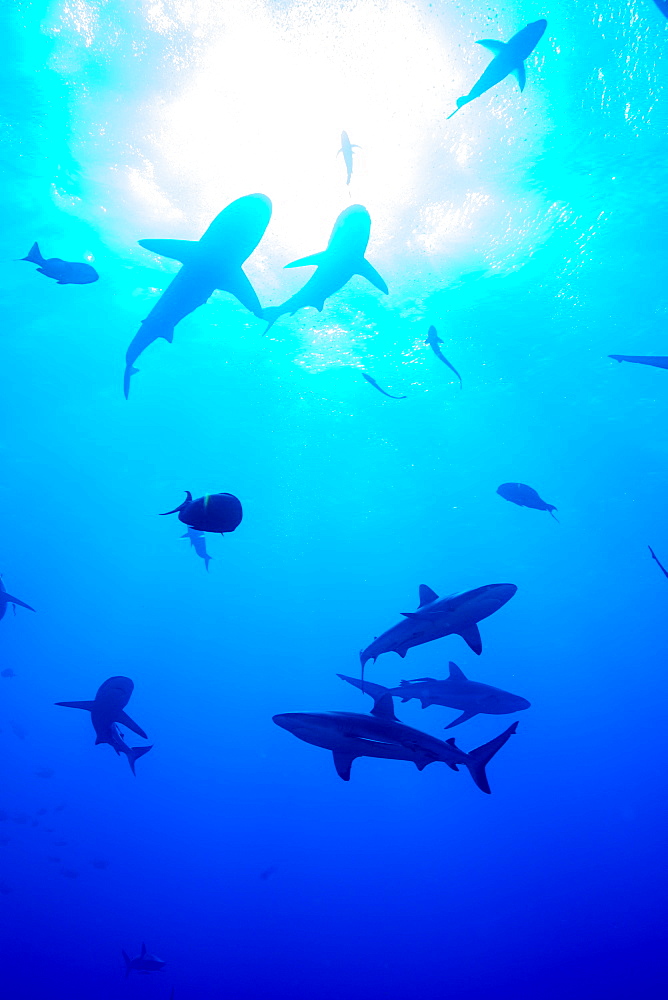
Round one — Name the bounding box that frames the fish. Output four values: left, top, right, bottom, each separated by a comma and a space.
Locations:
608, 354, 668, 370
360, 583, 517, 680
273, 700, 518, 793
361, 372, 406, 399
338, 130, 359, 185
181, 526, 212, 570
124, 193, 272, 397
55, 676, 152, 775
20, 242, 99, 284
339, 661, 530, 728
122, 943, 166, 976
447, 19, 547, 119
0, 575, 35, 622
161, 491, 242, 536
1, 668, 15, 678
649, 545, 668, 580
425, 326, 462, 386
496, 482, 558, 520
263, 205, 388, 332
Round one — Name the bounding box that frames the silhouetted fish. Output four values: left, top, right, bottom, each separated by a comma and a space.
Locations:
361, 373, 406, 399
161, 492, 242, 536
425, 326, 462, 386
20, 242, 98, 284
609, 354, 668, 370
448, 20, 547, 119
122, 943, 166, 976
338, 131, 359, 184
0, 575, 35, 623
1, 668, 15, 678
181, 526, 212, 570
497, 483, 558, 520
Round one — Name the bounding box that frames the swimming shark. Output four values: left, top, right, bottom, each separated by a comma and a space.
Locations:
122, 943, 166, 976
124, 193, 272, 397
360, 583, 517, 680
339, 662, 530, 728
338, 131, 359, 185
263, 205, 388, 332
0, 576, 35, 622
609, 354, 668, 370
448, 19, 547, 119
181, 526, 212, 571
425, 326, 462, 386
273, 701, 518, 793
55, 676, 152, 775
361, 372, 406, 399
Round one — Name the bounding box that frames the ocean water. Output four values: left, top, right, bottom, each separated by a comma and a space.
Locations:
1, 2, 668, 998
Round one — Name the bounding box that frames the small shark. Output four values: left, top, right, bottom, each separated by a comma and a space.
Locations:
361, 372, 406, 399
20, 242, 98, 284
122, 943, 166, 976
649, 545, 668, 581
448, 19, 547, 119
124, 193, 272, 397
360, 583, 517, 679
0, 575, 35, 622
55, 676, 152, 775
339, 662, 530, 728
274, 700, 518, 793
497, 482, 558, 520
425, 326, 462, 386
338, 131, 360, 185
609, 354, 668, 370
263, 205, 388, 332
181, 526, 212, 571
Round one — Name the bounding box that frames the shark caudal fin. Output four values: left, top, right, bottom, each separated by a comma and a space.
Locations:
122, 950, 132, 977
22, 242, 45, 265
463, 721, 518, 793
547, 506, 560, 523
127, 745, 153, 775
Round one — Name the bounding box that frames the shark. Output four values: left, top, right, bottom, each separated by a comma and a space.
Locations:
263, 204, 388, 332
425, 326, 462, 386
360, 583, 517, 681
338, 131, 359, 185
124, 193, 272, 397
0, 575, 35, 622
339, 662, 530, 728
181, 526, 212, 571
122, 943, 166, 976
273, 699, 518, 793
609, 354, 668, 370
448, 19, 547, 119
361, 372, 406, 399
55, 676, 152, 775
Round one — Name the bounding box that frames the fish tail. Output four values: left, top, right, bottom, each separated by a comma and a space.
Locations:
548, 508, 560, 523
463, 722, 518, 794
22, 242, 45, 265
126, 745, 152, 775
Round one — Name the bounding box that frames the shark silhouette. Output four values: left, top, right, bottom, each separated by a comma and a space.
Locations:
338, 131, 359, 185
0, 575, 35, 622
122, 943, 166, 976
263, 205, 388, 332
448, 19, 547, 119
124, 193, 272, 397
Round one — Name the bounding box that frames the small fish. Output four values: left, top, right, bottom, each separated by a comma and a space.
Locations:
609, 354, 668, 370
497, 483, 558, 521
181, 527, 212, 571
649, 546, 668, 581
260, 866, 277, 880
1, 668, 15, 678
448, 20, 547, 119
425, 326, 462, 386
20, 242, 98, 284
123, 943, 166, 977
361, 372, 406, 399
338, 131, 360, 185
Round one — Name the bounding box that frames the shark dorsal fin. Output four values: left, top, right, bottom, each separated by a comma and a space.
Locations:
445, 737, 458, 747
476, 39, 505, 55
418, 584, 439, 607
448, 661, 467, 681
138, 239, 200, 264
370, 693, 398, 721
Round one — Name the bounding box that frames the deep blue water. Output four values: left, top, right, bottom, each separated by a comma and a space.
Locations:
1, 2, 668, 998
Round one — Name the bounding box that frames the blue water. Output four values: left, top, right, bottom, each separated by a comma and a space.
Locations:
2, 2, 668, 997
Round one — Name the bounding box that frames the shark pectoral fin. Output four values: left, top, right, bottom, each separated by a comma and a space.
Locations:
414, 755, 434, 771
54, 700, 95, 711
332, 751, 356, 781
476, 39, 506, 54
512, 62, 527, 92
3, 594, 35, 612
357, 259, 388, 294
284, 252, 326, 269
418, 584, 439, 606
218, 268, 263, 317
459, 624, 482, 655
445, 710, 478, 729
138, 239, 200, 263
116, 712, 147, 740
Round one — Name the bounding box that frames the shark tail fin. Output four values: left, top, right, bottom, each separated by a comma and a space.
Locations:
463, 722, 518, 794
547, 506, 559, 523
22, 242, 45, 265
122, 950, 132, 976
127, 745, 153, 775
